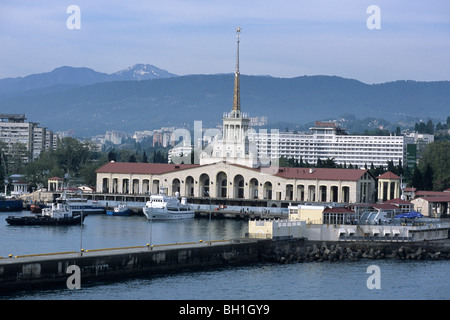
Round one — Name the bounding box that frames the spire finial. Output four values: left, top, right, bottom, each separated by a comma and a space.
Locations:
232, 26, 241, 112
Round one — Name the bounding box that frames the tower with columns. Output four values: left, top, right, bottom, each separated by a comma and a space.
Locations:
200, 27, 258, 168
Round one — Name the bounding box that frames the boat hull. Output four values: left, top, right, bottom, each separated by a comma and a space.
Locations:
0, 199, 23, 212
106, 209, 131, 216
5, 213, 86, 226
143, 207, 195, 220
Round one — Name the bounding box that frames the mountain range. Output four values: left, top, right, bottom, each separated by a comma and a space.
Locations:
0, 65, 449, 136
0, 64, 177, 95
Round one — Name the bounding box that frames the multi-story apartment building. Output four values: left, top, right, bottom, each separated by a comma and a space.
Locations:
248, 121, 407, 169
0, 114, 58, 163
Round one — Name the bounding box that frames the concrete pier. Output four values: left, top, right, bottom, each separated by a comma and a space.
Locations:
1, 238, 449, 293
0, 238, 273, 293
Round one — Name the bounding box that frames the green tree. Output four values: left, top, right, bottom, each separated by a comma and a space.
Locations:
422, 163, 434, 191
420, 141, 450, 190
22, 137, 106, 188
108, 150, 117, 161
411, 165, 423, 190
142, 151, 148, 163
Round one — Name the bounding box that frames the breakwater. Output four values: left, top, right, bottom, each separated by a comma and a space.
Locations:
1, 238, 449, 293
262, 240, 450, 264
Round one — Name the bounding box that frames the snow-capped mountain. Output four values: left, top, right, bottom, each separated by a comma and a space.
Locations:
111, 64, 177, 81
0, 64, 178, 95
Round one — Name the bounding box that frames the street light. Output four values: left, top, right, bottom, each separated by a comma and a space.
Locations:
205, 191, 212, 244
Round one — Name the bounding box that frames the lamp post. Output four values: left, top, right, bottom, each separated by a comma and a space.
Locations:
205, 191, 212, 244
80, 210, 84, 256
148, 214, 153, 249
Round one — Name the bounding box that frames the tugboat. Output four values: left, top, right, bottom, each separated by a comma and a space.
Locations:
6, 199, 86, 226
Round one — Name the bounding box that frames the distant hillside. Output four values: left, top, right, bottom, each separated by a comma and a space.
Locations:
0, 72, 448, 136
0, 64, 177, 95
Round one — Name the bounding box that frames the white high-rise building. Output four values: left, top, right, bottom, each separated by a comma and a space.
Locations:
0, 114, 58, 163
248, 121, 407, 169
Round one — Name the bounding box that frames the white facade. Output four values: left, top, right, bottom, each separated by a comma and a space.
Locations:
248, 123, 406, 168
105, 130, 127, 145
168, 144, 193, 164
248, 219, 305, 239
0, 114, 58, 162
248, 205, 450, 241
200, 110, 258, 168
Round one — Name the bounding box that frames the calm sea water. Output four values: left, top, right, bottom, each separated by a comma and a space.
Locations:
1, 211, 449, 300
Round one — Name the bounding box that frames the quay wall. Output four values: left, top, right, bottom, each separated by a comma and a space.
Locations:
1, 238, 449, 293
0, 239, 273, 293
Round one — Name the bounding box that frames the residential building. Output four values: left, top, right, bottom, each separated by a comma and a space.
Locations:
105, 130, 127, 145
248, 121, 407, 169
0, 114, 58, 163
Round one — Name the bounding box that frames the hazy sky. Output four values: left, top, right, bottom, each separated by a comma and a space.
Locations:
1, 0, 449, 83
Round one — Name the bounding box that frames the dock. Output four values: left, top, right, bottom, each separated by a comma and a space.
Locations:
1, 237, 449, 293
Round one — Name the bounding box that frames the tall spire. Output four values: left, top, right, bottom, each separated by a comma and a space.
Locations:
232, 26, 241, 112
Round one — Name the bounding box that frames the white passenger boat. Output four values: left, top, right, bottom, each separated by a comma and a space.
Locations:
66, 198, 105, 214
143, 191, 195, 220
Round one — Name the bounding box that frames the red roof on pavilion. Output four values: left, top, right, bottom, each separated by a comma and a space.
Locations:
377, 171, 400, 180
48, 177, 63, 181
323, 206, 355, 213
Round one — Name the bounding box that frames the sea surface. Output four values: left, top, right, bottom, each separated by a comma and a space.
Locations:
1, 210, 449, 300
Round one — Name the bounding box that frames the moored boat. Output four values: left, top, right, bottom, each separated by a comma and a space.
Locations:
65, 198, 105, 214
106, 203, 131, 216
30, 202, 46, 213
0, 197, 23, 212
6, 199, 86, 226
143, 191, 195, 220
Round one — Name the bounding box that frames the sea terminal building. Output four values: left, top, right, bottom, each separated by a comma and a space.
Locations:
95, 161, 376, 205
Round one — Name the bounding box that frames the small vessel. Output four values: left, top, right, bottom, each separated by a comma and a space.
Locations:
0, 197, 23, 212
30, 202, 46, 213
143, 190, 195, 220
65, 198, 105, 214
5, 199, 86, 226
106, 203, 131, 216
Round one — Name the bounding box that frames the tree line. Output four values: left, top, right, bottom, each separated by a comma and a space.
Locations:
2, 137, 171, 193
414, 117, 450, 135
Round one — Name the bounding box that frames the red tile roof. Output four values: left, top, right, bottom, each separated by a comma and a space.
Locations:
417, 196, 450, 202
381, 198, 412, 205
377, 171, 400, 179
95, 162, 199, 174
95, 162, 373, 183
415, 191, 450, 197
323, 206, 354, 213
274, 167, 370, 181
372, 203, 400, 210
